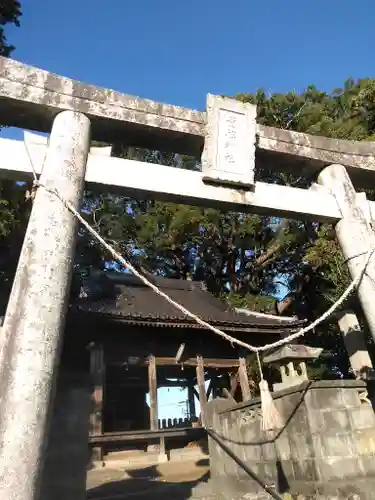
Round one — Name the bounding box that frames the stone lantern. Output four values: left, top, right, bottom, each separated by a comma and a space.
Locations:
263, 344, 323, 391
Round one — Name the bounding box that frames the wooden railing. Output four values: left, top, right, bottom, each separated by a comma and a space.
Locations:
158, 417, 194, 429
88, 426, 205, 445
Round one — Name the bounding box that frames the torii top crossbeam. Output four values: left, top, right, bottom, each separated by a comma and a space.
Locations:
1, 56, 375, 187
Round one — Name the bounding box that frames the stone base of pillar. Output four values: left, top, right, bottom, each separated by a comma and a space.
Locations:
158, 452, 169, 463
158, 436, 168, 463
91, 446, 104, 463
90, 460, 105, 469
147, 436, 169, 462
147, 444, 159, 453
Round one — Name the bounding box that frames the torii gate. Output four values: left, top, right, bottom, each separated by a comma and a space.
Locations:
0, 57, 375, 500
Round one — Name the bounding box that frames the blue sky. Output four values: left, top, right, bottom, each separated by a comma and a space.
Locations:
4, 0, 375, 418
4, 0, 375, 139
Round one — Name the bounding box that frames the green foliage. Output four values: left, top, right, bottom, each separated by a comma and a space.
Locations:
0, 1, 21, 57
0, 180, 31, 304
225, 291, 275, 313
0, 1, 26, 306
77, 79, 375, 311
75, 77, 375, 377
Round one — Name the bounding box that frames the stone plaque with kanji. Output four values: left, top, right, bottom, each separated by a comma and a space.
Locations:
202, 94, 256, 189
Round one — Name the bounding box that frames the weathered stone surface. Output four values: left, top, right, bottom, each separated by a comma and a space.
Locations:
292, 458, 317, 481
289, 432, 314, 459
353, 429, 375, 455
305, 386, 360, 411
337, 311, 373, 377
202, 94, 256, 188
312, 431, 357, 458
308, 409, 351, 434
316, 456, 363, 481
208, 380, 375, 499
349, 406, 375, 430
359, 453, 375, 475
264, 345, 323, 392
0, 134, 350, 224
1, 57, 375, 184
0, 110, 90, 500
0, 56, 204, 155
263, 344, 323, 364
318, 164, 375, 350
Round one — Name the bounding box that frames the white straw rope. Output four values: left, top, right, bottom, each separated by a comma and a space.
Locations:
24, 144, 374, 357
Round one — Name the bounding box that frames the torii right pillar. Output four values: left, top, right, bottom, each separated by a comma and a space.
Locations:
318, 164, 375, 374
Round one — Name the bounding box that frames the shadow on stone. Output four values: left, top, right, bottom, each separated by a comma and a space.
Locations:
276, 459, 289, 493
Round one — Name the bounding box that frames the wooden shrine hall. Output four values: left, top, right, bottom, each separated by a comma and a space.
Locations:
58, 270, 305, 459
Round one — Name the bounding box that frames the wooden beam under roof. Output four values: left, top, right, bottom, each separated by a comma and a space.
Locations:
148, 357, 241, 368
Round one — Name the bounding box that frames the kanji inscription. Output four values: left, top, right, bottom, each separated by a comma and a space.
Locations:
217, 109, 247, 173
202, 94, 256, 188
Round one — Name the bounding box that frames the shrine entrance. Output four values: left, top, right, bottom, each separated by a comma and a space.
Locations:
1, 56, 375, 500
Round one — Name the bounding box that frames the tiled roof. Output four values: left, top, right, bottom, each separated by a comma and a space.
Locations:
70, 271, 304, 333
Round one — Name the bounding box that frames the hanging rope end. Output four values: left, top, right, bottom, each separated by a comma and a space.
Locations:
259, 379, 284, 432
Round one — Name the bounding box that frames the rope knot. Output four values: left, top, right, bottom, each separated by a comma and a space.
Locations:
25, 180, 40, 202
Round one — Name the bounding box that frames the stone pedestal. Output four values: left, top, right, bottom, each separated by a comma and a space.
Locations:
263, 344, 322, 392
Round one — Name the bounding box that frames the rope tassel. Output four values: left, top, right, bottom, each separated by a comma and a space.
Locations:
259, 379, 284, 431
256, 353, 284, 432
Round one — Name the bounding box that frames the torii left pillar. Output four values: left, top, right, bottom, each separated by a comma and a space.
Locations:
0, 111, 90, 500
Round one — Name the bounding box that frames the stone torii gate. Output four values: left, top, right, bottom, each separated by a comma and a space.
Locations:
0, 57, 375, 500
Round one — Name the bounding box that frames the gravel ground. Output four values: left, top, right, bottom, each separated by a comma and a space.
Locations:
86, 458, 212, 500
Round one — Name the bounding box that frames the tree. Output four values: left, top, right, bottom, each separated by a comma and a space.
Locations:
83, 79, 375, 311
76, 78, 375, 379
0, 1, 22, 57
0, 1, 26, 310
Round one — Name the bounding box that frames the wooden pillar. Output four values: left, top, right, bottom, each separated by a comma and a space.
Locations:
196, 355, 207, 426
187, 382, 196, 419
158, 435, 168, 463
206, 377, 214, 400
229, 371, 238, 397
212, 373, 221, 398
239, 356, 252, 402
222, 388, 236, 403
89, 345, 105, 463
0, 111, 90, 500
213, 373, 224, 398
148, 355, 158, 430
337, 310, 373, 377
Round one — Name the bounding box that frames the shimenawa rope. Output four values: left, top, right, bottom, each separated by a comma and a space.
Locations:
24, 145, 375, 431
